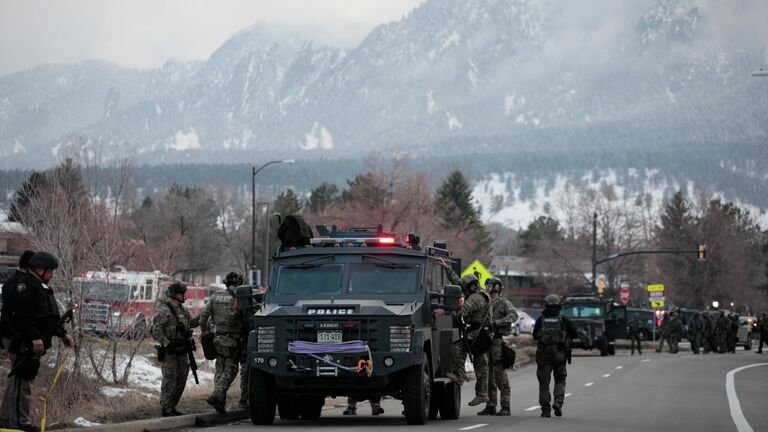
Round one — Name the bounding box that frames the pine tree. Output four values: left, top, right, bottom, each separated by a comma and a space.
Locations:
518, 216, 563, 256
274, 188, 304, 216
434, 170, 492, 255
306, 182, 339, 213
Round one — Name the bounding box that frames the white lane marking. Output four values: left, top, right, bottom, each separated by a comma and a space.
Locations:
726, 363, 768, 432
565, 393, 573, 398
524, 406, 540, 412
584, 382, 594, 387
641, 359, 651, 363
459, 424, 488, 431
603, 373, 611, 378
615, 366, 623, 370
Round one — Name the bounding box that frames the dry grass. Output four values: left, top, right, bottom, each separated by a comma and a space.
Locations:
0, 340, 230, 430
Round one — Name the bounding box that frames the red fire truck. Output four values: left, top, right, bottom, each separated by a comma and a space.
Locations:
73, 270, 207, 337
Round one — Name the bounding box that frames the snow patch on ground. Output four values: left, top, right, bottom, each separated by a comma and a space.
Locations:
169, 128, 200, 151
74, 417, 102, 427
302, 122, 334, 150
446, 112, 462, 130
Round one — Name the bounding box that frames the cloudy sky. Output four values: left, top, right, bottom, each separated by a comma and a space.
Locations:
0, 0, 423, 76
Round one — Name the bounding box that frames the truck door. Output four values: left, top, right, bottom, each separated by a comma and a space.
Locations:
606, 305, 627, 341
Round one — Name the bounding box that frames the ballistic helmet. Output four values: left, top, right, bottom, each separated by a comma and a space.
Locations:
28, 251, 59, 270
544, 294, 561, 307
18, 250, 35, 268
460, 274, 480, 293
224, 272, 243, 287
168, 282, 187, 296
485, 277, 503, 293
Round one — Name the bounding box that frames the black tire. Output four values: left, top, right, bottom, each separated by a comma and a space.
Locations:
403, 354, 431, 425
299, 396, 324, 420
608, 343, 616, 356
278, 399, 299, 420
249, 369, 276, 425
600, 338, 608, 356
746, 336, 752, 351
429, 383, 441, 420
438, 381, 461, 420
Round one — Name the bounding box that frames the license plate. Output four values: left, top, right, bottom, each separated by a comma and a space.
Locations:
317, 331, 342, 343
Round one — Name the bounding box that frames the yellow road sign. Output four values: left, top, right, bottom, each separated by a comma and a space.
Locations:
462, 260, 494, 288
647, 284, 665, 292
651, 299, 665, 308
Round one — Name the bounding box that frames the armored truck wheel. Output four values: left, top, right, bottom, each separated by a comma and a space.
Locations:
608, 343, 615, 355
278, 399, 299, 420
299, 396, 324, 420
249, 369, 276, 425
403, 354, 432, 425
429, 384, 441, 420
439, 381, 461, 420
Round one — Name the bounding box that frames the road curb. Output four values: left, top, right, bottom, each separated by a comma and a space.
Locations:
56, 409, 249, 432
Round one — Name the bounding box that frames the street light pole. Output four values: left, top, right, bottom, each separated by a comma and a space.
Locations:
251, 159, 295, 285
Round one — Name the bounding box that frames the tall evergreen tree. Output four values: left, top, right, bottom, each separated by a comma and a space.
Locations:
306, 182, 339, 213
274, 188, 303, 216
434, 170, 492, 255
519, 216, 564, 256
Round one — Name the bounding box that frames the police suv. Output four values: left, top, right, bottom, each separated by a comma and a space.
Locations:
239, 220, 464, 425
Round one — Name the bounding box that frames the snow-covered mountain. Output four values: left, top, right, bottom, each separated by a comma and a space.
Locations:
1, 0, 766, 216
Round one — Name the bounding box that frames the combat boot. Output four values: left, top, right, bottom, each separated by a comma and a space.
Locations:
170, 409, 184, 416
553, 405, 563, 417
496, 407, 511, 416
371, 405, 385, 415
207, 395, 227, 414
477, 406, 496, 416
468, 395, 489, 406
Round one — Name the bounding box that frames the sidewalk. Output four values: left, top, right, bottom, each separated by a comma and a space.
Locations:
55, 409, 248, 432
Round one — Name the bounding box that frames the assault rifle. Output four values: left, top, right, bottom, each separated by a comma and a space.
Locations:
186, 337, 199, 385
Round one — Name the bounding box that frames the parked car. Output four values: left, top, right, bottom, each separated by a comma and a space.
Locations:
738, 316, 754, 350
515, 309, 535, 334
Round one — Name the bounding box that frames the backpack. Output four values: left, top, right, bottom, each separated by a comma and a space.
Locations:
540, 316, 565, 346
277, 215, 313, 250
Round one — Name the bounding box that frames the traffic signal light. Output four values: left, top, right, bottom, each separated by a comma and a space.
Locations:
698, 244, 706, 261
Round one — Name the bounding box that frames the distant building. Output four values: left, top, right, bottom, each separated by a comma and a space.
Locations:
0, 220, 29, 267
490, 255, 592, 309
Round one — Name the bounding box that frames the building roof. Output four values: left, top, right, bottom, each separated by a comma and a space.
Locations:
490, 255, 592, 278
0, 220, 28, 235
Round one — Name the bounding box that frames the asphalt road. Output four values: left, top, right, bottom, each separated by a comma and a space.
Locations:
187, 348, 768, 432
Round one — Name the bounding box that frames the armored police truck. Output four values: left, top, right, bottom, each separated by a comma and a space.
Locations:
240, 219, 464, 425
561, 294, 625, 356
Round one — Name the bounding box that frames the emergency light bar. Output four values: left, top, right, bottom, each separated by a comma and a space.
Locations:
310, 236, 399, 246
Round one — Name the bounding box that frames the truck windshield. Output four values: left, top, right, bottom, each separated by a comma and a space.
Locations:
562, 305, 604, 318
348, 263, 420, 294
76, 280, 130, 301
276, 264, 344, 295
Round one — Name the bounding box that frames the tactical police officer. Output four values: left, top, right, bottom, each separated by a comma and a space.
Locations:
757, 311, 767, 354
0, 251, 75, 432
667, 311, 684, 353
438, 258, 491, 407
688, 311, 704, 354
0, 250, 35, 350
200, 272, 247, 414
533, 294, 579, 418
728, 313, 739, 353
343, 397, 384, 416
151, 282, 200, 417
715, 311, 730, 353
627, 313, 643, 355
477, 277, 517, 416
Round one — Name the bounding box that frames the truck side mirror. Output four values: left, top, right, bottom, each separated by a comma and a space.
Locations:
443, 285, 461, 310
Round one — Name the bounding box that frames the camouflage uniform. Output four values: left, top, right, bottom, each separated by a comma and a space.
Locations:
728, 314, 739, 353
199, 288, 246, 411
715, 312, 730, 353
667, 314, 683, 353
688, 313, 704, 354
151, 296, 199, 415
533, 296, 580, 418
701, 313, 713, 353
486, 296, 517, 412
626, 315, 644, 355
239, 310, 255, 408
443, 266, 490, 406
